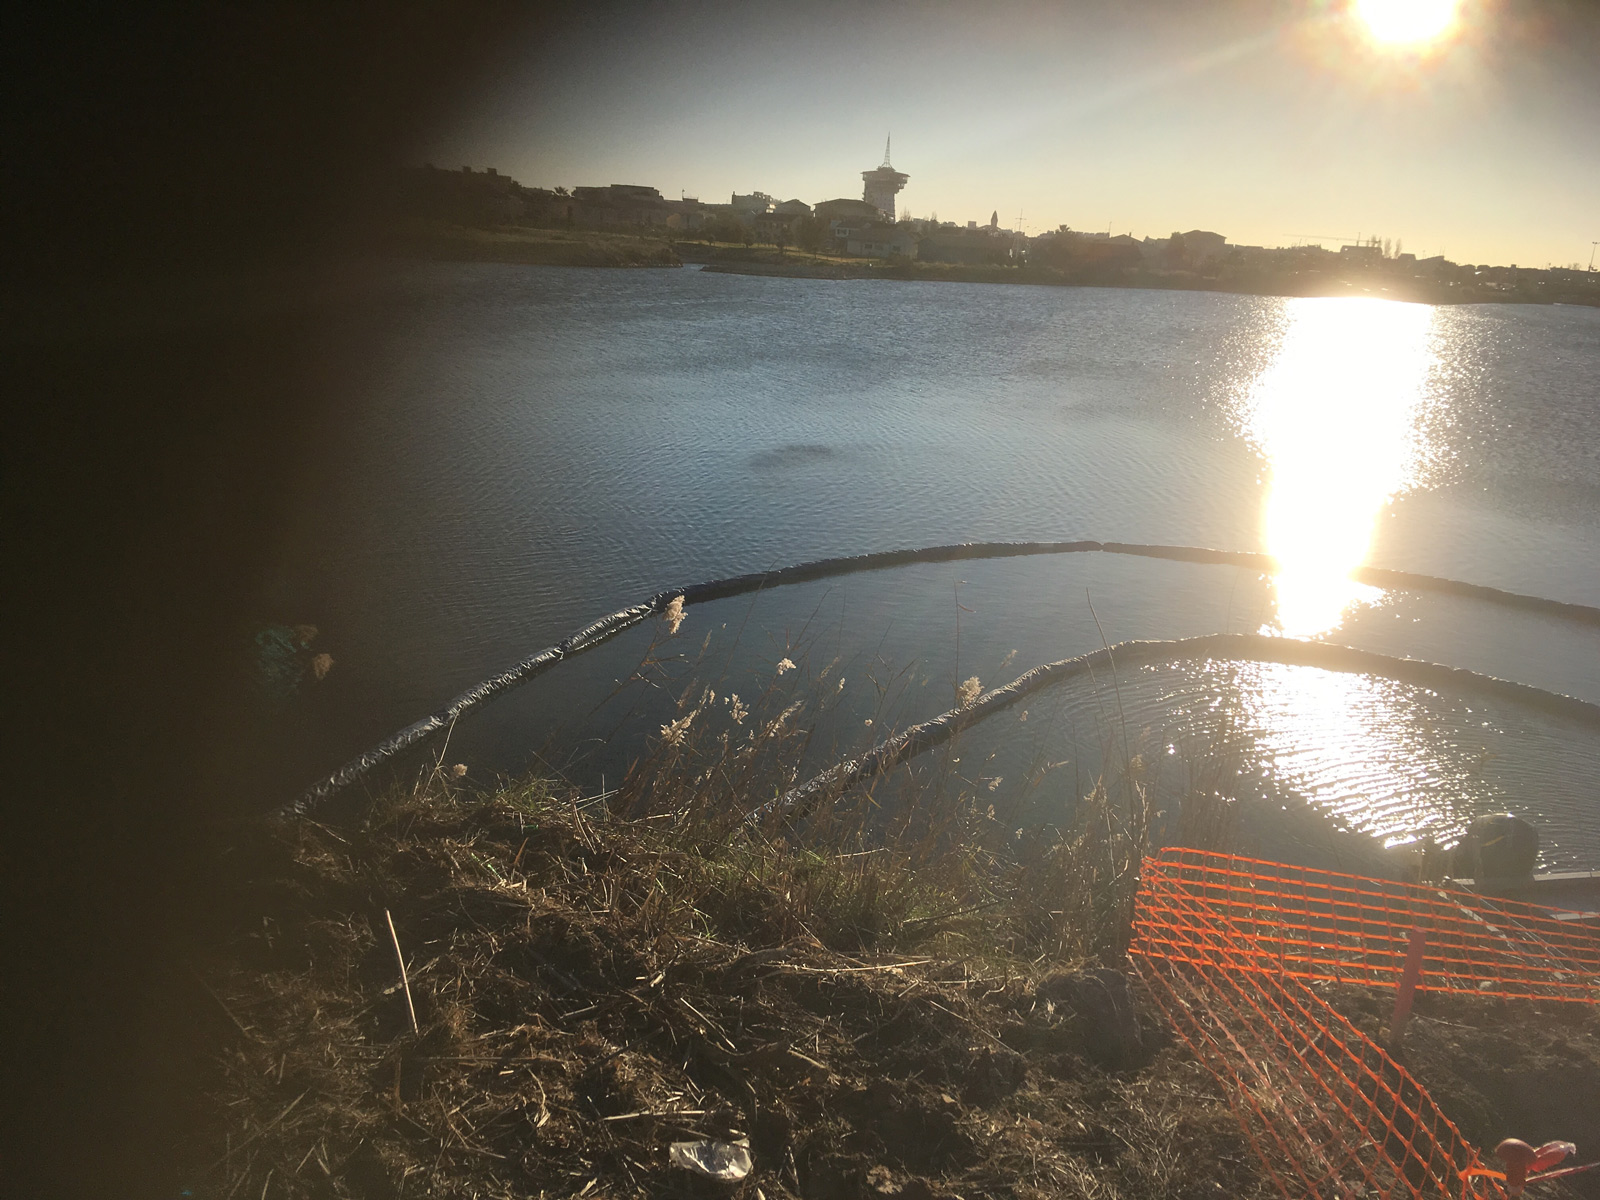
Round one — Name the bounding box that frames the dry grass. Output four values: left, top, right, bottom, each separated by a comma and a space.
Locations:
196, 747, 1271, 1200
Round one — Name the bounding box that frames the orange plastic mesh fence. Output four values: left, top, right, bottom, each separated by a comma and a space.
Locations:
1135, 848, 1600, 1004
1133, 951, 1499, 1198
1130, 849, 1600, 1198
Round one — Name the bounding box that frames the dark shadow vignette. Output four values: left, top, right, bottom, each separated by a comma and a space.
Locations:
0, 5, 564, 1196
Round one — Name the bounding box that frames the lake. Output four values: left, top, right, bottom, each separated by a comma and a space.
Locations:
259, 263, 1600, 870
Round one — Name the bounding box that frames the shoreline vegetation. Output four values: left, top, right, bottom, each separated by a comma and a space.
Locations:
202, 770, 1266, 1199
391, 219, 1600, 309
194, 756, 1600, 1199
391, 221, 682, 270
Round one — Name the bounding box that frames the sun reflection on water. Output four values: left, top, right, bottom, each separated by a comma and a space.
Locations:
1227, 660, 1482, 850
1244, 297, 1437, 636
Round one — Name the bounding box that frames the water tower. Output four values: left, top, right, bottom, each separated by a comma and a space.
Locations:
861, 135, 909, 221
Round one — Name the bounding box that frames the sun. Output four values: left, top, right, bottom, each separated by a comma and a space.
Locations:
1355, 0, 1459, 44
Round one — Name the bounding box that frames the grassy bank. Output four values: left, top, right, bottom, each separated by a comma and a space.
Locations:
194, 762, 1277, 1200
190, 747, 1600, 1200
389, 221, 682, 268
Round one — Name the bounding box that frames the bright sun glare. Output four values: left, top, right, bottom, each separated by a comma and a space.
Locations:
1244, 298, 1437, 637
1356, 0, 1459, 45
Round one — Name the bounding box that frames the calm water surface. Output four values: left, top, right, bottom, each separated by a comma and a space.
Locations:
264, 264, 1600, 868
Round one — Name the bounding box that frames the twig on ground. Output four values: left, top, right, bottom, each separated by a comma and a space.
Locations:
386, 908, 421, 1036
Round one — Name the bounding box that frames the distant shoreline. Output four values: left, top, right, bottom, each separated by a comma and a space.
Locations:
697, 256, 1600, 307
396, 222, 1600, 308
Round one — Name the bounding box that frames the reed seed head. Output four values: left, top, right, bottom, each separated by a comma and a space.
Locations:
659, 712, 694, 746
663, 595, 686, 635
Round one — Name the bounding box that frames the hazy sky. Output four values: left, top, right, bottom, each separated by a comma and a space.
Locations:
421, 0, 1599, 266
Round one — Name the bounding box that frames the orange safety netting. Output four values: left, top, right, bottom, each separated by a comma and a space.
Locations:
1135, 948, 1496, 1198
1129, 848, 1600, 1199
1136, 848, 1600, 1004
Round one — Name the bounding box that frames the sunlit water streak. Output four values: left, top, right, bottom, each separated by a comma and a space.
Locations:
900, 652, 1600, 872
1229, 660, 1493, 849
1239, 298, 1438, 636
1185, 655, 1600, 869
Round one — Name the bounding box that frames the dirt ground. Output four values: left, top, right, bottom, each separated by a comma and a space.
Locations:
1321, 982, 1600, 1198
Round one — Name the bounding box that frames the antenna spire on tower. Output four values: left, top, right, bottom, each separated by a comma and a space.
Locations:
883, 134, 892, 168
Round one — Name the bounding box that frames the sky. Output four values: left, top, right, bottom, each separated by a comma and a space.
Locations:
418, 0, 1600, 267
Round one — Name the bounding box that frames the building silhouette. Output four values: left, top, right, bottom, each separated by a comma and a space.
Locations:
861, 135, 909, 221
